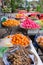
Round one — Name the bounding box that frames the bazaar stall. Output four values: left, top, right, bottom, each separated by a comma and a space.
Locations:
0, 10, 43, 65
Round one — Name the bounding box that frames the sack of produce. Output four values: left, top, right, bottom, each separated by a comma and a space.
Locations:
3, 45, 38, 65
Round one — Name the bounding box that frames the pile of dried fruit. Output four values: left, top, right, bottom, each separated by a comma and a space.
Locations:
20, 18, 41, 29
2, 19, 20, 27
36, 36, 43, 47
16, 14, 28, 19
7, 45, 36, 65
7, 33, 30, 47
16, 14, 24, 18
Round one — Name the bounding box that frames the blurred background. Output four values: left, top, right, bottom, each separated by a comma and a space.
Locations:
0, 0, 43, 13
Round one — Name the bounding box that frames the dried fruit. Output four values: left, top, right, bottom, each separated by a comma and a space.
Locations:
36, 36, 43, 46
20, 19, 41, 29
2, 19, 20, 27
7, 33, 30, 47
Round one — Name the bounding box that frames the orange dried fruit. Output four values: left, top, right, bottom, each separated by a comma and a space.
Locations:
2, 19, 20, 27
10, 33, 30, 47
6, 33, 30, 47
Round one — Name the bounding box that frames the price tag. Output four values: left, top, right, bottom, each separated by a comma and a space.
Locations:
27, 30, 39, 35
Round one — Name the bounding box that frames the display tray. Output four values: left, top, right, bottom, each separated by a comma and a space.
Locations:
1, 21, 20, 28
1, 18, 20, 28
15, 18, 22, 20
0, 33, 31, 48
3, 45, 38, 65
20, 23, 40, 30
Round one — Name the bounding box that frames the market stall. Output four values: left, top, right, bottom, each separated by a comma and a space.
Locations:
0, 11, 43, 65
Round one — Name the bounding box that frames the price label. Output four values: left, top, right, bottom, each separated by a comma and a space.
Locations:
27, 30, 39, 35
